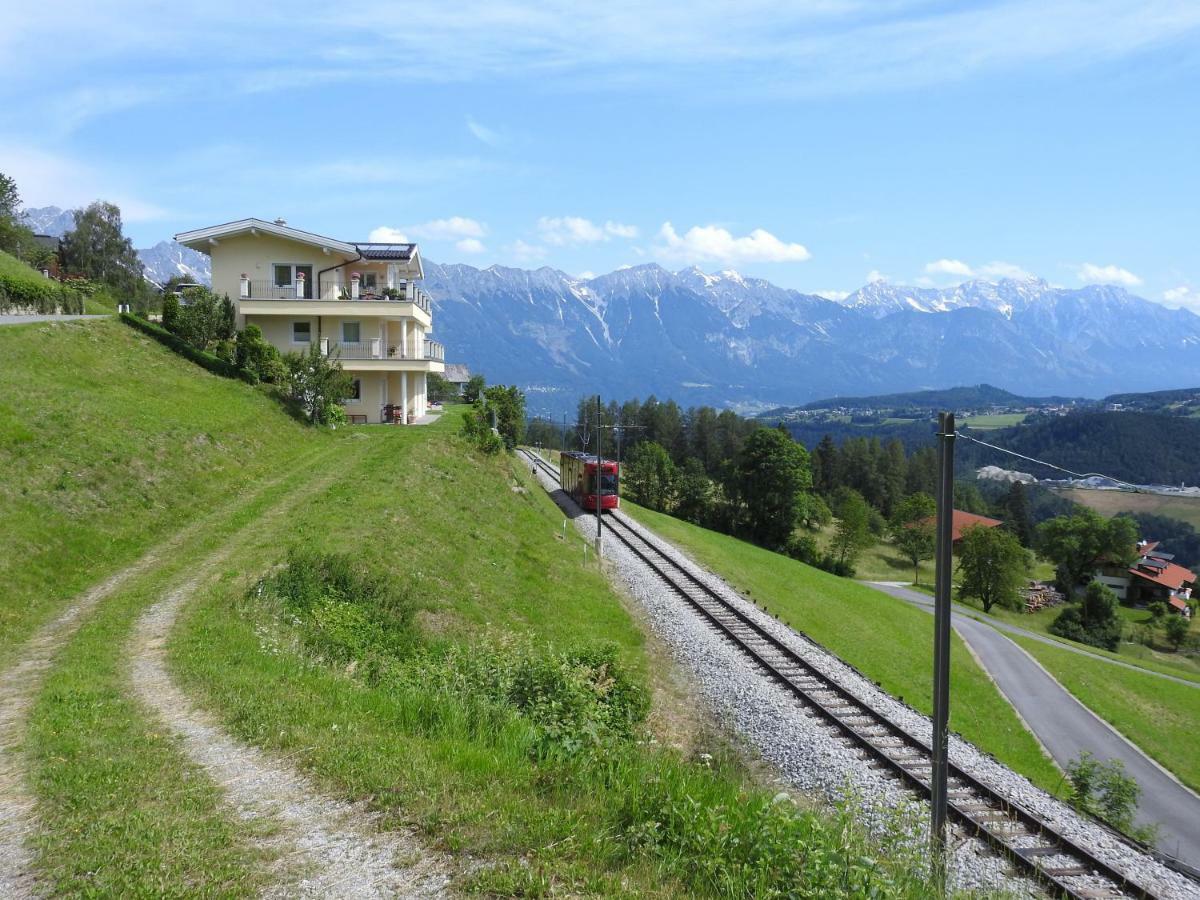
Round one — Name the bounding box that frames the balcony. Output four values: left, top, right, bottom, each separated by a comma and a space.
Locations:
320, 337, 445, 362
237, 278, 433, 314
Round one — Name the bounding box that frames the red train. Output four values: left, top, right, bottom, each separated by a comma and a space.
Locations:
559, 451, 620, 511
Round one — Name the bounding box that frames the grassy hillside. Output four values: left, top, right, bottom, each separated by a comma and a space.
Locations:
4, 322, 941, 896
0, 318, 327, 668
621, 501, 1063, 794
0, 250, 92, 314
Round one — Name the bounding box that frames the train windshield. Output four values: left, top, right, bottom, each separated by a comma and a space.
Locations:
588, 472, 619, 495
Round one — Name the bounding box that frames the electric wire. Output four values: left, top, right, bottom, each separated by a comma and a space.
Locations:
953, 429, 1148, 493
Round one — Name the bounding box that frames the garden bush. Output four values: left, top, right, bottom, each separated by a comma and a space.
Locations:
0, 250, 84, 314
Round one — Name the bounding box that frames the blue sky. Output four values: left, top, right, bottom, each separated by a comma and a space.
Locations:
2, 1, 1198, 308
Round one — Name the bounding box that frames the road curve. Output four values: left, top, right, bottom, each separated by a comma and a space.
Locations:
867, 581, 1200, 868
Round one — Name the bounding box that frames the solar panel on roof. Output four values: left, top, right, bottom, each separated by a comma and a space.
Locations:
1147, 551, 1175, 560
1140, 560, 1168, 571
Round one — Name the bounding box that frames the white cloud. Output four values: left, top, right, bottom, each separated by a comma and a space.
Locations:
408, 216, 487, 239
510, 239, 547, 262
370, 217, 487, 245
924, 258, 973, 277
368, 226, 410, 242
815, 289, 850, 301
577, 270, 597, 280
1162, 285, 1200, 313
867, 270, 887, 283
455, 238, 486, 254
534, 216, 638, 246
465, 116, 502, 146
1077, 262, 1142, 286
604, 221, 639, 238
654, 222, 811, 265
978, 261, 1034, 280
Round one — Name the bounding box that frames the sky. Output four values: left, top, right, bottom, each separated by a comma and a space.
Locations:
1, 0, 1198, 309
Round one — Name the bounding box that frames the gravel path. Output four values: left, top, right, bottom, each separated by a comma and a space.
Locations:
129, 576, 452, 899
524, 452, 1200, 899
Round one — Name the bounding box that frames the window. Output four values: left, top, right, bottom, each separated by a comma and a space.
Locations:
342, 321, 360, 343
273, 264, 314, 297
273, 264, 293, 287
348, 378, 362, 402
292, 321, 311, 343
361, 272, 378, 290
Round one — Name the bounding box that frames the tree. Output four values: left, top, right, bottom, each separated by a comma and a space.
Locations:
235, 325, 283, 383
1066, 751, 1156, 845
811, 434, 838, 496
1004, 481, 1035, 547
427, 372, 455, 403
1037, 509, 1139, 595
957, 524, 1030, 613
623, 441, 677, 511
481, 384, 525, 450
1164, 614, 1190, 652
726, 428, 812, 548
830, 487, 872, 570
59, 201, 146, 301
1049, 580, 1123, 651
218, 294, 236, 341
464, 374, 486, 403
674, 458, 715, 526
0, 172, 36, 258
160, 291, 180, 334
171, 287, 222, 351
891, 492, 937, 584
282, 343, 354, 425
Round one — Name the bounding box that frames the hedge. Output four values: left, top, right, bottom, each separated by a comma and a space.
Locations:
120, 313, 256, 383
0, 250, 85, 314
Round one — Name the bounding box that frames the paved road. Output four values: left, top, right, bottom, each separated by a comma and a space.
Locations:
0, 314, 109, 325
868, 581, 1200, 867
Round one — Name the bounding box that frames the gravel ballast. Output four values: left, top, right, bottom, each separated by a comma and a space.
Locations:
524, 454, 1200, 899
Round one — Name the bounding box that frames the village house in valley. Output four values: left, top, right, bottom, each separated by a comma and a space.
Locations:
175, 218, 445, 424
1096, 540, 1196, 616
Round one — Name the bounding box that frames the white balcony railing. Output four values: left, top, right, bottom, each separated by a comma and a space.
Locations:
320, 337, 445, 362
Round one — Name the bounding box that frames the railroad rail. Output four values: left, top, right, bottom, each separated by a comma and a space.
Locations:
518, 448, 1176, 900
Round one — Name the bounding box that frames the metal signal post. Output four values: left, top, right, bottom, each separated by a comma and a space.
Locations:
595, 394, 603, 556
931, 411, 956, 886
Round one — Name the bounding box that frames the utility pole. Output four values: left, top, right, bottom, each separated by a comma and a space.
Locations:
594, 394, 603, 556
931, 411, 956, 888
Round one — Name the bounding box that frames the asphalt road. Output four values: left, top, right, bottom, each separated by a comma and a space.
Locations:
867, 581, 1200, 867
0, 314, 109, 325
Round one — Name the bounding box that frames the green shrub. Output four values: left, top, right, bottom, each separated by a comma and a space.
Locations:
120, 312, 252, 382
0, 250, 84, 314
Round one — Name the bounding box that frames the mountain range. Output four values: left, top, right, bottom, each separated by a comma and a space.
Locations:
422, 262, 1200, 413
22, 205, 1200, 412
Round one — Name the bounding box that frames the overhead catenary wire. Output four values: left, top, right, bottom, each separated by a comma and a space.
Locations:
953, 429, 1147, 493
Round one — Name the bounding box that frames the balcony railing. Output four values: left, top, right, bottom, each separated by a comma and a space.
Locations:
238, 277, 432, 313
320, 337, 445, 362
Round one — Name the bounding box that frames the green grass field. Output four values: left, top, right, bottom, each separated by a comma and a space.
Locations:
960, 413, 1028, 429
1058, 487, 1200, 531
2, 321, 945, 897
621, 502, 1063, 794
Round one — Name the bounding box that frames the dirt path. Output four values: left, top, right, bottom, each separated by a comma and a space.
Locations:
0, 445, 325, 896
0, 524, 217, 896
126, 453, 452, 898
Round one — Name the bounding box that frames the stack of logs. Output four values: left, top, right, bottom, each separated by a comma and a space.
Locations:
1023, 581, 1065, 613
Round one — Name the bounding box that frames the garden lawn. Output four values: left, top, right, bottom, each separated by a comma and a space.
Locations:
0, 318, 326, 669
622, 501, 1063, 795
1011, 635, 1200, 793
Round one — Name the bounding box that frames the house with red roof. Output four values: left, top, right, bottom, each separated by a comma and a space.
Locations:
916, 509, 1004, 547
1095, 539, 1194, 616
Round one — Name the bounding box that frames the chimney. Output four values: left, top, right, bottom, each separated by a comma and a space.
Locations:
273, 218, 287, 226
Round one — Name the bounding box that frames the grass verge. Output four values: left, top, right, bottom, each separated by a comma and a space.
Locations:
1010, 635, 1200, 793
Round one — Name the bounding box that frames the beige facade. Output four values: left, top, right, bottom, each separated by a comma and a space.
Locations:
176, 218, 444, 424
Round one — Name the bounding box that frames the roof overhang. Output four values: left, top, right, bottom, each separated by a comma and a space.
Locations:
174, 218, 358, 257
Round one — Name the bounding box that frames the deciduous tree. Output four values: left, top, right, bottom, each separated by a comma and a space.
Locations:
1038, 509, 1139, 595
59, 201, 146, 301
623, 441, 677, 511
727, 428, 812, 548
891, 492, 936, 584
957, 524, 1030, 613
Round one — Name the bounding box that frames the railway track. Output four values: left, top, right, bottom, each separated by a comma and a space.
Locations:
519, 448, 1176, 899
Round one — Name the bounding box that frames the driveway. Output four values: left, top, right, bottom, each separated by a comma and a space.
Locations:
867, 580, 1200, 867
